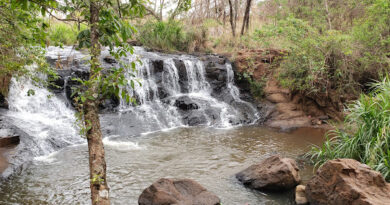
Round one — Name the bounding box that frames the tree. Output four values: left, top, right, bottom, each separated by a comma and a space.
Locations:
227, 0, 236, 36
65, 1, 144, 204
11, 0, 145, 204
240, 0, 252, 35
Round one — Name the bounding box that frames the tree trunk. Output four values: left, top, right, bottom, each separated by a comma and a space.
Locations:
228, 0, 235, 36
324, 0, 332, 30
116, 0, 122, 18
87, 1, 110, 205
159, 0, 164, 20
240, 0, 252, 35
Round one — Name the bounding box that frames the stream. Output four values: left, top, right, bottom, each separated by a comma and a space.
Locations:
0, 47, 325, 204
0, 126, 324, 204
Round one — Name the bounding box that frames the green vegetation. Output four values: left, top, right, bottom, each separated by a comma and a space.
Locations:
136, 20, 207, 52
252, 0, 389, 96
310, 79, 390, 180
47, 22, 86, 46
0, 0, 55, 97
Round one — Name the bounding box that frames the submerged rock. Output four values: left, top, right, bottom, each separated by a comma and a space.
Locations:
305, 158, 390, 205
138, 178, 221, 205
236, 155, 301, 191
295, 185, 308, 205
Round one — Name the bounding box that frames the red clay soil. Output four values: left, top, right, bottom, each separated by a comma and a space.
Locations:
234, 49, 343, 130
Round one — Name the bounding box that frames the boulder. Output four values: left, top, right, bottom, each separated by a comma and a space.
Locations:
236, 155, 301, 191
305, 158, 390, 205
174, 96, 199, 111
295, 185, 308, 205
138, 178, 221, 205
103, 56, 117, 64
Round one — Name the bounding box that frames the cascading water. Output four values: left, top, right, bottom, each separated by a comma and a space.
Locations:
109, 47, 259, 132
1, 46, 260, 177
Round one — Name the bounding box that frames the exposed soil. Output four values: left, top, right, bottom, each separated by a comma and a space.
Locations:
233, 49, 345, 131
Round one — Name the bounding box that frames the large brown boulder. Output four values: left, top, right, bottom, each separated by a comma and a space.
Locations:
305, 159, 390, 205
236, 155, 301, 191
138, 178, 221, 205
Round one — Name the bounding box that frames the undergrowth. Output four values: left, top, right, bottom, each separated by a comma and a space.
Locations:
310, 78, 390, 181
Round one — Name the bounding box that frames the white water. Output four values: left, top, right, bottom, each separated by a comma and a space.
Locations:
2, 46, 260, 168
115, 47, 259, 129
6, 77, 83, 156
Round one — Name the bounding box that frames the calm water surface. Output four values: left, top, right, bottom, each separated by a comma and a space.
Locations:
0, 126, 325, 205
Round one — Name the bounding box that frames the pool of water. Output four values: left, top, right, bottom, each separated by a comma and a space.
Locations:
0, 126, 325, 205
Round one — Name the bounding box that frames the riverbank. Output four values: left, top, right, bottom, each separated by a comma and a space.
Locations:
231, 49, 350, 130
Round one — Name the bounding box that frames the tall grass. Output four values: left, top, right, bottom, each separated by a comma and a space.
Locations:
310, 78, 390, 181
47, 22, 86, 46
136, 20, 206, 52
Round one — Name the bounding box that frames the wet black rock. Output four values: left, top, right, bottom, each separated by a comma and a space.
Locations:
182, 111, 208, 126
0, 93, 8, 109
173, 59, 189, 93
174, 96, 199, 110
103, 56, 117, 64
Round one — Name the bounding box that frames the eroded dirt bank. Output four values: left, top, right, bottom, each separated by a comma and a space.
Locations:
232, 49, 351, 131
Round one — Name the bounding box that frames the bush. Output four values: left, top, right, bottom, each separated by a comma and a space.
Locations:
254, 17, 360, 95
310, 78, 390, 181
136, 20, 206, 52
47, 22, 85, 46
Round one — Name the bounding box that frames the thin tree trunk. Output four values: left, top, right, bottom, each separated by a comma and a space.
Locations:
87, 1, 110, 204
233, 0, 238, 28
214, 0, 218, 19
159, 0, 164, 20
116, 0, 122, 18
222, 0, 226, 26
228, 0, 235, 36
324, 0, 332, 30
240, 0, 252, 35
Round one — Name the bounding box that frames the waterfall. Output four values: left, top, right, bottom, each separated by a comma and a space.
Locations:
113, 47, 259, 130
1, 46, 260, 176
6, 77, 84, 155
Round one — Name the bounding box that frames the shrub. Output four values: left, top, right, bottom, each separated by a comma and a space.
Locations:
136, 20, 206, 52
310, 78, 390, 181
47, 22, 85, 46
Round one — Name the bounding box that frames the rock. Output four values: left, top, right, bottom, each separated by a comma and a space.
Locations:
305, 159, 390, 205
236, 155, 301, 191
0, 93, 8, 109
152, 59, 164, 73
174, 96, 199, 110
48, 74, 65, 93
0, 129, 19, 147
138, 178, 221, 205
103, 56, 117, 64
173, 59, 189, 93
295, 185, 308, 205
182, 111, 208, 126
266, 93, 289, 103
